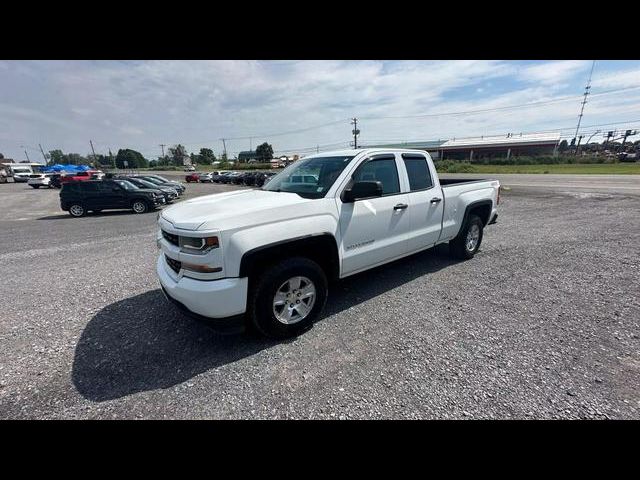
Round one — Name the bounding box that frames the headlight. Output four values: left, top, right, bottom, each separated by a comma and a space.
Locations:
179, 235, 219, 254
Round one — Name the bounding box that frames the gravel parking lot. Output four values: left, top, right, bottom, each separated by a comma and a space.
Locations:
0, 179, 638, 419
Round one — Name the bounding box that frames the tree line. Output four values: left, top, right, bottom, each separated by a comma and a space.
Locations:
6, 141, 276, 169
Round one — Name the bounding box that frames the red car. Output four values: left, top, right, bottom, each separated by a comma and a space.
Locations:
60, 170, 104, 184
185, 172, 200, 183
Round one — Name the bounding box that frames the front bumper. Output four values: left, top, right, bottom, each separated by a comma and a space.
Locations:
156, 254, 248, 326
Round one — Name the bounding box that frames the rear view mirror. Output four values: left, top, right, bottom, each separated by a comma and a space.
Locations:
342, 180, 383, 202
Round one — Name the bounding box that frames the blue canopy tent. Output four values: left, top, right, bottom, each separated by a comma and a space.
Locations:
41, 164, 92, 173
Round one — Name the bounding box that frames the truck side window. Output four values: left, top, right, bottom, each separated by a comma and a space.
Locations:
402, 154, 432, 191
352, 157, 400, 195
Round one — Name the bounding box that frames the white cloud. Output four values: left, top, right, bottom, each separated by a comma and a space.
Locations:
518, 60, 592, 85
0, 60, 639, 160
592, 67, 640, 89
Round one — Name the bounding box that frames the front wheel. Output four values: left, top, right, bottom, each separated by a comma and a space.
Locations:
68, 203, 86, 217
449, 214, 484, 260
132, 200, 149, 214
247, 257, 328, 338
31, 185, 40, 189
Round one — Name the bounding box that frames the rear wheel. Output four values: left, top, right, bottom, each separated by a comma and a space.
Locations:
247, 257, 328, 338
450, 214, 483, 259
69, 203, 86, 217
132, 200, 149, 214
31, 185, 40, 189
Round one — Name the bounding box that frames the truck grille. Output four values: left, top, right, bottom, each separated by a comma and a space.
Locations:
165, 255, 181, 274
162, 230, 179, 247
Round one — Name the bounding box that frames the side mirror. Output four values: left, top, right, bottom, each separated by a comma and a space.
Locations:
342, 180, 383, 202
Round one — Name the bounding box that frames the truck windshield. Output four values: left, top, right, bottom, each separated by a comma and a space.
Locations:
262, 156, 354, 199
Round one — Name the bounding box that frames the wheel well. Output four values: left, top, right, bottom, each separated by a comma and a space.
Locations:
239, 234, 340, 282
468, 202, 492, 226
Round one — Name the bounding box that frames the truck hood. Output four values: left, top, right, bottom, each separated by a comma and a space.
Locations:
160, 189, 310, 230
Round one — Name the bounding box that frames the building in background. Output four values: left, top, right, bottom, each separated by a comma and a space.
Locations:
363, 133, 561, 160
238, 150, 258, 163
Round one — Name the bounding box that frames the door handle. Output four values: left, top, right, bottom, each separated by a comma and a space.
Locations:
430, 197, 442, 204
393, 203, 408, 210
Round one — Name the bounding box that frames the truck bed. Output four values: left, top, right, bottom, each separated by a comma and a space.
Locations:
440, 178, 494, 187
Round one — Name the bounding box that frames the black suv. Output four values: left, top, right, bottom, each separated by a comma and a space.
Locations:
60, 179, 165, 217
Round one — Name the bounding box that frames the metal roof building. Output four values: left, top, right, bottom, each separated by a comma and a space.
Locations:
364, 133, 561, 160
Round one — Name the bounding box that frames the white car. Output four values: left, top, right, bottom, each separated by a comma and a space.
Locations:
156, 148, 500, 338
27, 173, 54, 188
184, 165, 196, 172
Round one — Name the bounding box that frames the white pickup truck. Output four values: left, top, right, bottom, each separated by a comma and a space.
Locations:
156, 149, 500, 338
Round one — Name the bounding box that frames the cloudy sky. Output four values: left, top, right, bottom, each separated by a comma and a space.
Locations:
1, 60, 640, 161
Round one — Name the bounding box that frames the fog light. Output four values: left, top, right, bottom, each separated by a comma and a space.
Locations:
181, 262, 222, 273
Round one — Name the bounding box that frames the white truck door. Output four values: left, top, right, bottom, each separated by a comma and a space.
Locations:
400, 153, 445, 253
338, 154, 411, 276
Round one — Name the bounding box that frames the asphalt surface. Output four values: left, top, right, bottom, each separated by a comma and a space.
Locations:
0, 179, 639, 419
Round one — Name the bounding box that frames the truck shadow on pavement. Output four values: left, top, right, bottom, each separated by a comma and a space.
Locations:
72, 244, 460, 402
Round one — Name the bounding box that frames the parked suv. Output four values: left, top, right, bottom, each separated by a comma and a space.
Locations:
139, 175, 186, 195
60, 179, 165, 217
118, 176, 178, 203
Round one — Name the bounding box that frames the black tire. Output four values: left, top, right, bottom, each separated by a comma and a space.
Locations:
449, 214, 484, 260
68, 203, 86, 217
131, 199, 149, 214
31, 185, 40, 189
247, 257, 328, 339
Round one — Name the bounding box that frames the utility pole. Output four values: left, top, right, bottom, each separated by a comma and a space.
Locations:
159, 144, 166, 159
620, 129, 637, 150
220, 138, 227, 159
351, 118, 360, 149
604, 131, 614, 148
20, 145, 30, 162
573, 60, 596, 155
575, 135, 584, 156
89, 140, 97, 160
39, 144, 48, 164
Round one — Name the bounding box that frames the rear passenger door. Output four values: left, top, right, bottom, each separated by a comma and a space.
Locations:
338, 154, 411, 276
98, 181, 129, 209
76, 182, 99, 209
401, 153, 444, 252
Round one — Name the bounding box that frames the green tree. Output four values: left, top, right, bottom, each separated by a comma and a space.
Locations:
255, 142, 274, 162
63, 153, 87, 165
168, 144, 188, 165
558, 140, 568, 153
197, 147, 216, 165
49, 149, 64, 164
115, 149, 148, 169
0, 152, 4, 159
